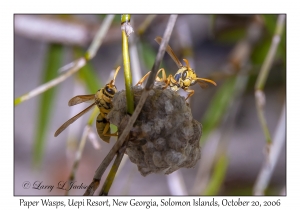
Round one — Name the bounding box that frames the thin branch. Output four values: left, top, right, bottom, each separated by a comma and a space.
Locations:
166, 170, 188, 195
65, 106, 99, 195
176, 17, 194, 63
253, 102, 286, 195
191, 131, 221, 194
255, 90, 272, 144
202, 72, 248, 195
85, 15, 115, 60
98, 138, 129, 195
145, 15, 178, 90
15, 58, 85, 106
129, 18, 143, 85
14, 15, 115, 106
255, 14, 285, 90
87, 130, 101, 149
65, 80, 86, 159
83, 14, 178, 196
202, 153, 229, 195
255, 14, 285, 145
137, 15, 157, 36
65, 125, 91, 195
192, 15, 264, 195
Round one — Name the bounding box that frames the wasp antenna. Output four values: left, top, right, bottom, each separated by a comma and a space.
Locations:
183, 59, 190, 69
196, 78, 217, 86
112, 66, 121, 85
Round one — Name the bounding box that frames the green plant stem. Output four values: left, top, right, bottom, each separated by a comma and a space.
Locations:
122, 29, 134, 115
255, 15, 285, 90
201, 77, 236, 143
33, 43, 63, 167
97, 14, 134, 196
99, 138, 129, 195
203, 153, 228, 195
254, 14, 285, 145
121, 14, 130, 23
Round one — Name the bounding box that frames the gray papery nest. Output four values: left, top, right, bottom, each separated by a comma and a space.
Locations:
107, 83, 202, 176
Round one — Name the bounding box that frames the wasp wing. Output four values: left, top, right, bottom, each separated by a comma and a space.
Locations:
196, 78, 217, 89
155, 36, 183, 68
68, 94, 95, 106
54, 102, 96, 137
197, 80, 209, 89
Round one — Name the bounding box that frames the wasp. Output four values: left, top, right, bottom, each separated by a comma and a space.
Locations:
54, 66, 121, 143
136, 36, 217, 101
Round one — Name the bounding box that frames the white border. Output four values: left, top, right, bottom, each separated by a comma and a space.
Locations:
4, 0, 298, 209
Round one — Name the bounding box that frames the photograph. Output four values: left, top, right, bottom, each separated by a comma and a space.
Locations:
14, 14, 286, 196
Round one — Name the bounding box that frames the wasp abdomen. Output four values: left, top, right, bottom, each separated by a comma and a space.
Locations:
96, 114, 111, 143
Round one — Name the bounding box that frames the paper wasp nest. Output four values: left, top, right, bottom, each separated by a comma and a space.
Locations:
107, 83, 202, 176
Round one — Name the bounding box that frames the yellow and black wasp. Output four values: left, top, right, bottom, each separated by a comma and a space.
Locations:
54, 66, 121, 143
136, 36, 217, 101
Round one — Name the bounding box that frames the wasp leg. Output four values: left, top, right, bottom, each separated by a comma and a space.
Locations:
135, 68, 166, 86
156, 68, 173, 89
162, 74, 171, 89
156, 68, 166, 82
135, 71, 151, 86
162, 74, 178, 89
170, 74, 177, 84
102, 122, 118, 137
98, 122, 118, 143
183, 88, 194, 101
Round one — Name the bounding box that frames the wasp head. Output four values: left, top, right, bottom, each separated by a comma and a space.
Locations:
105, 81, 117, 96
95, 66, 121, 100
181, 59, 197, 88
